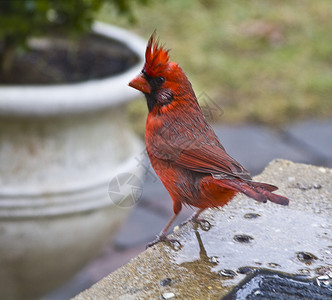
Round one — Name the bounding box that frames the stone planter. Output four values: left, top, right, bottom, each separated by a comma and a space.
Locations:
0, 23, 145, 300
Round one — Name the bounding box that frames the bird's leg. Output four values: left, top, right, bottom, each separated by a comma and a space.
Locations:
180, 208, 211, 231
147, 212, 181, 249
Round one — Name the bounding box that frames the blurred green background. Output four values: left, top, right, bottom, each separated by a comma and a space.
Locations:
98, 0, 332, 129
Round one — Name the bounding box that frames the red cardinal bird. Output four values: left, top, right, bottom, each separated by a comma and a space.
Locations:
129, 33, 289, 247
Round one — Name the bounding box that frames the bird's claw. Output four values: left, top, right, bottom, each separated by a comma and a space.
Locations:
180, 216, 212, 231
146, 235, 182, 250
195, 218, 212, 231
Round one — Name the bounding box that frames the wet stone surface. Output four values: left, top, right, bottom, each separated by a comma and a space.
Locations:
73, 160, 332, 300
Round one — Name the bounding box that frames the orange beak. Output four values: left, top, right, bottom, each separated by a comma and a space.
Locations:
129, 73, 151, 94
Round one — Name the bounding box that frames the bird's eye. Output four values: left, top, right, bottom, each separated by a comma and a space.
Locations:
155, 76, 165, 85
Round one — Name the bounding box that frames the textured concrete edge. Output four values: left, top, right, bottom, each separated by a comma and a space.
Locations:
72, 159, 332, 300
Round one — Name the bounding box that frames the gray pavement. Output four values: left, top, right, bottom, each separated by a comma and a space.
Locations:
45, 119, 332, 300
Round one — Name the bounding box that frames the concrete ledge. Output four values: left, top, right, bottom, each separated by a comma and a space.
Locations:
73, 159, 332, 300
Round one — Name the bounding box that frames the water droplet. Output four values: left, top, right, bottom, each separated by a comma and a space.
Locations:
298, 268, 311, 275
296, 183, 311, 190
219, 269, 237, 278
209, 256, 219, 265
162, 292, 175, 299
297, 252, 318, 265
322, 280, 330, 287
234, 234, 254, 243
238, 266, 254, 274
315, 266, 332, 276
160, 278, 172, 286
268, 262, 281, 268
244, 213, 261, 219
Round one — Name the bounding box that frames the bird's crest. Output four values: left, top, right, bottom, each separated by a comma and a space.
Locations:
144, 32, 170, 77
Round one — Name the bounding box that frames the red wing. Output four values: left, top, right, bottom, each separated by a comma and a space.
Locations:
175, 144, 252, 180
150, 134, 251, 180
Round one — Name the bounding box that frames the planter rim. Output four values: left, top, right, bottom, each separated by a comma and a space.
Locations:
0, 22, 146, 116
0, 142, 144, 219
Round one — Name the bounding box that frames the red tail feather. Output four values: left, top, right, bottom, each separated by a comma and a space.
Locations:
252, 185, 289, 205
212, 178, 289, 206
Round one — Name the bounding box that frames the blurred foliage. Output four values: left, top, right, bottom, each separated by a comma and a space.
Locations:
0, 0, 148, 74
99, 0, 332, 126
